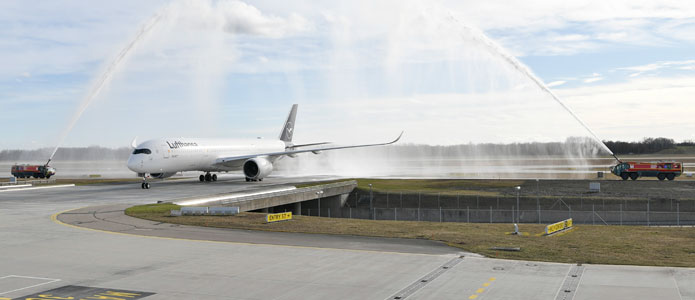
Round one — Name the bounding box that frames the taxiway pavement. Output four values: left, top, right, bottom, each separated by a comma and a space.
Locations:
1, 176, 693, 299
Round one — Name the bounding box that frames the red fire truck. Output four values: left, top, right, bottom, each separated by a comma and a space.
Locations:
610, 161, 683, 181
10, 164, 56, 179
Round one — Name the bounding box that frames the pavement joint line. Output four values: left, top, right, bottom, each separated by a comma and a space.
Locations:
554, 264, 585, 300
61, 210, 124, 215
51, 206, 450, 257
0, 275, 60, 296
91, 210, 144, 230
671, 270, 685, 300
385, 256, 464, 299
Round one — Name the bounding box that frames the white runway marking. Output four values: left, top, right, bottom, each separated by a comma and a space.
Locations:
0, 184, 75, 193
0, 184, 32, 190
0, 275, 61, 295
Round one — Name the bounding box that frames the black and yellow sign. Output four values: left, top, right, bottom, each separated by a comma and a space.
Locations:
545, 218, 573, 235
10, 285, 154, 300
266, 212, 292, 223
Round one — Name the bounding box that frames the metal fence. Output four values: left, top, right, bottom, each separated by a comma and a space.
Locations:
301, 207, 695, 226
300, 190, 695, 226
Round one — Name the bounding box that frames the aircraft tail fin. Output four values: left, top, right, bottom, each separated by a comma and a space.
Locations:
279, 104, 298, 142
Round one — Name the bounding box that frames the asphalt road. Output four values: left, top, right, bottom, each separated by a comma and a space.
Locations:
1, 175, 693, 300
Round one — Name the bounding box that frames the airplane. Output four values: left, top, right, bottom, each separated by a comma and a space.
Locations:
127, 104, 402, 189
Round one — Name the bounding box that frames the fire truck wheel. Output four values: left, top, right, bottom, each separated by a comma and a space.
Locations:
657, 174, 666, 181
630, 173, 638, 180
199, 175, 205, 182
667, 173, 675, 181
45, 175, 51, 179
212, 174, 217, 181
620, 173, 629, 180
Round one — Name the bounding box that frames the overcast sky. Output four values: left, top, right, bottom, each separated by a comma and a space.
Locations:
2, 0, 695, 150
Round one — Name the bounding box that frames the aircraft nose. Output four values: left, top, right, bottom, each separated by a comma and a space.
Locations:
127, 155, 141, 172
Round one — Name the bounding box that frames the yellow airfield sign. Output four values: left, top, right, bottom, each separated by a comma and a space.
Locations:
267, 212, 292, 223
545, 218, 573, 235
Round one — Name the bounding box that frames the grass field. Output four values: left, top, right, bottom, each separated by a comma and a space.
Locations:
126, 203, 695, 267
298, 178, 524, 197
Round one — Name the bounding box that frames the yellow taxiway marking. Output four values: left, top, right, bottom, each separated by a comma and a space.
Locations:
50, 207, 446, 257
468, 277, 496, 299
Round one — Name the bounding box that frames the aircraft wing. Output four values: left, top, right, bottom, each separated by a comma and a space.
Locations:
214, 131, 403, 168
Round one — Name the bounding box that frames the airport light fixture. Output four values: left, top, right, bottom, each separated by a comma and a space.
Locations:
368, 184, 373, 219
316, 190, 324, 217
515, 186, 521, 223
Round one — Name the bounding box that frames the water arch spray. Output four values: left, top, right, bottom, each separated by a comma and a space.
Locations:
444, 14, 619, 162
46, 9, 166, 166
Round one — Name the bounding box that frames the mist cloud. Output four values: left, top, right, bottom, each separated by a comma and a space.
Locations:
218, 1, 312, 38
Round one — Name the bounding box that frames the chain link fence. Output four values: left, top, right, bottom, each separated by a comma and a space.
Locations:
301, 190, 695, 226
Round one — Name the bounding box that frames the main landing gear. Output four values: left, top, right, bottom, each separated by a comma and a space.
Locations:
199, 172, 217, 182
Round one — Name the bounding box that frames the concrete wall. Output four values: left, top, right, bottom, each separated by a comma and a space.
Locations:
222, 181, 356, 212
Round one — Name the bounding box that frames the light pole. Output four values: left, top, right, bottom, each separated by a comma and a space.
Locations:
515, 186, 521, 223
316, 190, 323, 217
369, 184, 373, 219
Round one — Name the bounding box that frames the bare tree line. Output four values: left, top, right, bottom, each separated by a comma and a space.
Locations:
1, 137, 692, 162
603, 138, 694, 155
0, 146, 130, 162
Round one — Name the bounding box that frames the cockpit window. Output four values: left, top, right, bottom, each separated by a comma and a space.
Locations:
132, 148, 152, 155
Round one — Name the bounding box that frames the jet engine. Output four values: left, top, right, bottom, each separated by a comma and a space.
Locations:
243, 157, 273, 181
149, 172, 177, 179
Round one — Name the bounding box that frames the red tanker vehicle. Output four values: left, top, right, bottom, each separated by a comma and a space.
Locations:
610, 161, 682, 181
10, 164, 56, 179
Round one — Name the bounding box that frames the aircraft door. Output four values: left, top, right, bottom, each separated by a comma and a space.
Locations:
162, 145, 170, 159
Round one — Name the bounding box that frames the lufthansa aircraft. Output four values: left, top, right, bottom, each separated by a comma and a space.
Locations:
127, 104, 402, 189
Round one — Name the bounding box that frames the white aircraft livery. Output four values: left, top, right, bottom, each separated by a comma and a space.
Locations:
127, 104, 402, 189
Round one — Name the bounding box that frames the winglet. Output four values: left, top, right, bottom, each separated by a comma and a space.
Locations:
279, 104, 298, 142
388, 131, 404, 144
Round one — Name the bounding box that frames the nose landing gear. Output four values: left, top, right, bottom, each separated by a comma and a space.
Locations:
141, 175, 151, 189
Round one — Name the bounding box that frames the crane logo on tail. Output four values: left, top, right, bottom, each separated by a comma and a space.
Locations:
285, 122, 293, 140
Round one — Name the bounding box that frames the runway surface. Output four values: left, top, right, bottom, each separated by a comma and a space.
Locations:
1, 175, 694, 299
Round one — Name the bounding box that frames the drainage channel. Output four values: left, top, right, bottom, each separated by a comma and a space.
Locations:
386, 256, 464, 300
555, 264, 585, 300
